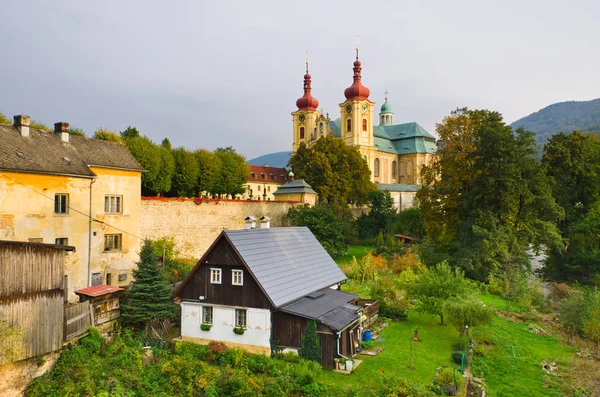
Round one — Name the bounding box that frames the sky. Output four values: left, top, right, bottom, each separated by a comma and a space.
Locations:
1, 0, 598, 160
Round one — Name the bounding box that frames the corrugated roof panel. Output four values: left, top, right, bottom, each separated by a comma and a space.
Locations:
224, 227, 347, 308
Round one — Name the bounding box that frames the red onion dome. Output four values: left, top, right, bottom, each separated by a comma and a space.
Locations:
344, 58, 370, 101
296, 71, 319, 111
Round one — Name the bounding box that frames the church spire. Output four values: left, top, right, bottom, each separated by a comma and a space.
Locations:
296, 53, 319, 111
344, 38, 370, 101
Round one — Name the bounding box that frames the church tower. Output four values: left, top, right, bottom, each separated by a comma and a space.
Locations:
292, 60, 321, 153
339, 44, 376, 172
379, 91, 394, 126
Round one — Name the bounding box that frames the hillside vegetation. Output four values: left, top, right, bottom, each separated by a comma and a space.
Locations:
510, 98, 600, 142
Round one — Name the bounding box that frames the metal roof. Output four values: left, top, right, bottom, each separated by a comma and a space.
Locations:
280, 288, 360, 331
272, 179, 317, 195
223, 227, 347, 308
75, 285, 124, 297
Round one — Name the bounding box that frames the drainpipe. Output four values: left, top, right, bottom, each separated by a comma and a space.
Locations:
336, 330, 348, 360
88, 177, 97, 287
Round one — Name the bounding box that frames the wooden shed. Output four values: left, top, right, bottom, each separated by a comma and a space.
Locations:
0, 240, 74, 364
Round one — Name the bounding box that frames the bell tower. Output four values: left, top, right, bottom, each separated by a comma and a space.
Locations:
292, 57, 321, 153
339, 40, 376, 173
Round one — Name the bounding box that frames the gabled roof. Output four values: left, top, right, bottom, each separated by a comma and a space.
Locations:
0, 124, 143, 177
273, 179, 317, 195
175, 227, 347, 308
248, 165, 287, 183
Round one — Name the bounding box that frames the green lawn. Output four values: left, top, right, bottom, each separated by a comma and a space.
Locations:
317, 312, 461, 396
334, 245, 374, 267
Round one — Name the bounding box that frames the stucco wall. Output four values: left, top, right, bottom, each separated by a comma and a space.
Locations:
140, 197, 299, 259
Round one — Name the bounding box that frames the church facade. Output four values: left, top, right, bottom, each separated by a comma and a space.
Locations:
291, 51, 437, 209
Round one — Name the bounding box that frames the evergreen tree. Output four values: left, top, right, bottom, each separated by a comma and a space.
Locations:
121, 240, 176, 330
299, 320, 321, 362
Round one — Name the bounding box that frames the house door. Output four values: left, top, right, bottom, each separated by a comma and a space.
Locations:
106, 273, 112, 286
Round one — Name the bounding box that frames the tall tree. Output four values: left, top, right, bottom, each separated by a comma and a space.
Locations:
212, 147, 248, 198
288, 135, 376, 204
417, 108, 563, 280
542, 132, 600, 281
120, 240, 176, 330
357, 190, 396, 238
154, 145, 175, 196
161, 137, 172, 150
195, 149, 221, 196
123, 135, 161, 193
170, 147, 200, 197
120, 126, 141, 139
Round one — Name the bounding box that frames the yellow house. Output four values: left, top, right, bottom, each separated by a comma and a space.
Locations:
0, 116, 143, 301
291, 51, 437, 210
241, 165, 288, 201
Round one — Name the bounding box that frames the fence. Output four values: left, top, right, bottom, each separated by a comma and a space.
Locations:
64, 301, 91, 341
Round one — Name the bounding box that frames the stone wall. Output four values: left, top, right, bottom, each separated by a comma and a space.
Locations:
140, 197, 300, 259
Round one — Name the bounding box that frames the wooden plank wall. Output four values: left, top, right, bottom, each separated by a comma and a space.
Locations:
64, 301, 91, 341
0, 244, 66, 363
0, 290, 64, 364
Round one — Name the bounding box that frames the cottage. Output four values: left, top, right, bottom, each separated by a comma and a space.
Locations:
173, 226, 372, 368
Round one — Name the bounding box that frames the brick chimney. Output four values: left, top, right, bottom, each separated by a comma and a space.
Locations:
13, 115, 30, 137
54, 122, 70, 143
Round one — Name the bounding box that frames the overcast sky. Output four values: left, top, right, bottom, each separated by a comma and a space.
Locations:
1, 0, 598, 159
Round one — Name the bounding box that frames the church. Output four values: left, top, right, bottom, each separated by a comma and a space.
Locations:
291, 49, 437, 209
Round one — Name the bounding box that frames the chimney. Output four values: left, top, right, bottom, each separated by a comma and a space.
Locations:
260, 216, 271, 229
54, 122, 70, 143
244, 216, 257, 229
13, 115, 30, 137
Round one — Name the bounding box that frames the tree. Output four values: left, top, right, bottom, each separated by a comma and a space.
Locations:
542, 132, 600, 281
443, 296, 494, 336
68, 127, 86, 136
357, 190, 396, 238
120, 126, 141, 139
170, 147, 199, 197
393, 207, 425, 239
120, 240, 176, 329
288, 135, 376, 204
288, 203, 356, 257
212, 147, 248, 198
299, 320, 321, 362
154, 145, 175, 196
195, 149, 221, 196
583, 306, 600, 350
123, 135, 161, 193
161, 137, 172, 150
94, 128, 124, 144
407, 261, 474, 324
417, 108, 563, 281
0, 111, 11, 125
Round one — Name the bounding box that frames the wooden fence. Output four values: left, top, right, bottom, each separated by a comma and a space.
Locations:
64, 301, 91, 341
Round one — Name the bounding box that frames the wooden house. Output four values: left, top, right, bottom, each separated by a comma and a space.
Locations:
173, 226, 374, 369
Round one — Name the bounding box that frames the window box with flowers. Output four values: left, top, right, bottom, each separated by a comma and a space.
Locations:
200, 323, 212, 331
233, 327, 245, 335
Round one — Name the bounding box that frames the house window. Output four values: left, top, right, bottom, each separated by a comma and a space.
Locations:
267, 186, 271, 192
392, 161, 397, 179
210, 268, 222, 284
55, 237, 68, 246
91, 272, 102, 286
118, 273, 128, 281
203, 306, 213, 325
374, 158, 380, 177
346, 119, 351, 132
362, 118, 367, 131
104, 234, 122, 251
54, 194, 69, 214
300, 127, 305, 139
104, 195, 122, 213
232, 270, 243, 286
235, 309, 247, 328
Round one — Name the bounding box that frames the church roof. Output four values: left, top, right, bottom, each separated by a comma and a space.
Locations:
273, 179, 317, 195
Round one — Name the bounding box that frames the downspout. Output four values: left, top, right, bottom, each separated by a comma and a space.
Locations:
336, 330, 348, 360
88, 177, 97, 287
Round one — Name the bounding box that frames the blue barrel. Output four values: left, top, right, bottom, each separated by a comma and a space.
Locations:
363, 330, 372, 341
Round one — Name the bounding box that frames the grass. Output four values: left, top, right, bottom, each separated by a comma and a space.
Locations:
317, 312, 461, 396
334, 245, 373, 267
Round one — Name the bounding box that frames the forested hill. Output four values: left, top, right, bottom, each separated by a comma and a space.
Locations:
510, 98, 600, 142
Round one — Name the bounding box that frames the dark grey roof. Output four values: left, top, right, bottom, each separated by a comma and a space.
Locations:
0, 124, 143, 177
318, 303, 361, 331
280, 288, 360, 331
377, 183, 421, 192
70, 135, 143, 171
223, 227, 347, 308
273, 179, 317, 195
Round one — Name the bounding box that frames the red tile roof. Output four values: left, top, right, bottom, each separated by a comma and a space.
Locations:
74, 285, 124, 297
248, 165, 288, 183
394, 234, 420, 241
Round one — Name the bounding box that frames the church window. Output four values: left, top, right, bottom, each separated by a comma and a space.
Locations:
347, 119, 351, 132
300, 127, 305, 139
374, 158, 380, 177
407, 160, 413, 176
319, 123, 323, 134
392, 161, 397, 179
362, 119, 367, 131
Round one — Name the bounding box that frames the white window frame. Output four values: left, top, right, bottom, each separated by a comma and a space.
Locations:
232, 270, 243, 286
104, 195, 123, 214
210, 268, 222, 284
203, 306, 213, 325
235, 308, 247, 328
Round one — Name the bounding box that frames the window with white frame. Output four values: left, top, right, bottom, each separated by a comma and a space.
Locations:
232, 270, 243, 286
210, 268, 222, 284
235, 309, 247, 328
203, 306, 213, 325
104, 195, 123, 213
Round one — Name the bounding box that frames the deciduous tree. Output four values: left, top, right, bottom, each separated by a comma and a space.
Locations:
443, 297, 494, 336
170, 147, 199, 197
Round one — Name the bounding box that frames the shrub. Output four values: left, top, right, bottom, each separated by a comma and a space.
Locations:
233, 327, 245, 334
282, 351, 300, 363
201, 323, 211, 331
443, 296, 494, 336
299, 320, 321, 362
471, 355, 489, 378
379, 371, 434, 397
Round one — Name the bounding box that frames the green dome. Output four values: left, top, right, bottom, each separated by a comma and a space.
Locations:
380, 100, 393, 114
